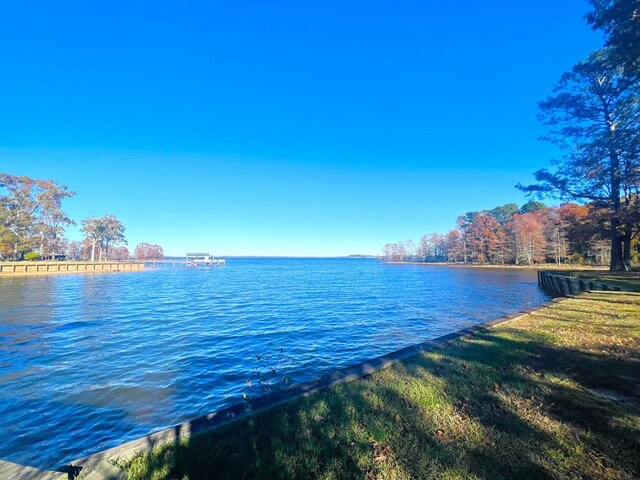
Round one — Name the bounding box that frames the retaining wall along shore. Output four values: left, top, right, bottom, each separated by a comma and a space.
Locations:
0, 261, 145, 276
67, 296, 568, 474
538, 270, 622, 296
6, 270, 606, 477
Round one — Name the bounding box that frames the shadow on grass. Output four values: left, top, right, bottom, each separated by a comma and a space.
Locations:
126, 297, 640, 480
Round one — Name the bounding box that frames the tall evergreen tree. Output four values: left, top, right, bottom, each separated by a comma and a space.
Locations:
588, 0, 640, 75
519, 49, 640, 270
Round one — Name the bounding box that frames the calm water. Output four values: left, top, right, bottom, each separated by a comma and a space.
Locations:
0, 258, 549, 468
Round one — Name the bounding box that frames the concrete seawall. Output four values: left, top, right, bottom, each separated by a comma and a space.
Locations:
0, 261, 145, 276
68, 296, 567, 474
538, 270, 621, 295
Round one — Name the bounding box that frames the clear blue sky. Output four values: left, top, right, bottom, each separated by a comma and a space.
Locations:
1, 1, 601, 256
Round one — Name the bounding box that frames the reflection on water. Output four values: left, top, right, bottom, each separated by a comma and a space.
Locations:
0, 258, 549, 468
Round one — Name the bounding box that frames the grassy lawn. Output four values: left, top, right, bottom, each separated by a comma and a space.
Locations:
124, 292, 640, 479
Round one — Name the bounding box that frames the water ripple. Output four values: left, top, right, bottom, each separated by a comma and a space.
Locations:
0, 258, 549, 468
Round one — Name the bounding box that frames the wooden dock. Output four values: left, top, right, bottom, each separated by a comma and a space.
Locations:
185, 253, 225, 268
144, 260, 186, 268
145, 254, 226, 269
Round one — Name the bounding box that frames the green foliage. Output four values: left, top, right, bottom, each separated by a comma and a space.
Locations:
81, 214, 127, 261
519, 200, 548, 214
518, 48, 640, 270
488, 203, 519, 224
570, 253, 586, 265
588, 0, 640, 76
512, 0, 640, 271
24, 251, 40, 261
0, 174, 75, 259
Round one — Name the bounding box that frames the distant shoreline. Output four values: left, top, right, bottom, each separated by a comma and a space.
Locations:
384, 261, 607, 270
163, 255, 379, 259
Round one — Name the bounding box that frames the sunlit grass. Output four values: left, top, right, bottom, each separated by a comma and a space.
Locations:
124, 292, 640, 479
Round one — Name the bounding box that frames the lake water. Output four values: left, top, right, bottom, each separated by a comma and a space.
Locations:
0, 258, 549, 468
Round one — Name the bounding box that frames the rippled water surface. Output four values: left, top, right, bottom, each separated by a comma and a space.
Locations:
0, 258, 549, 468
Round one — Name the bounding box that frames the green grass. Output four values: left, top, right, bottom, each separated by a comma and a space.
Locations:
124, 292, 640, 479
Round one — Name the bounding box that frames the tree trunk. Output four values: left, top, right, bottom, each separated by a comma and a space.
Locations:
91, 240, 96, 262
605, 110, 625, 272
462, 237, 467, 263
623, 228, 632, 270
610, 218, 625, 271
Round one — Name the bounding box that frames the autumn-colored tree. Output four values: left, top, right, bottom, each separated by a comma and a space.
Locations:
382, 243, 392, 262
444, 229, 464, 262
382, 242, 407, 262
632, 236, 640, 264
507, 213, 547, 265
405, 239, 417, 261
110, 246, 131, 261
0, 175, 39, 259
81, 218, 101, 261
417, 235, 429, 261
134, 242, 164, 260
432, 234, 447, 261
81, 214, 127, 261
79, 237, 94, 261
98, 215, 127, 260
382, 201, 612, 266
544, 207, 568, 264
543, 203, 591, 264
467, 214, 504, 263
417, 233, 446, 262
0, 174, 75, 260
455, 215, 472, 263
66, 240, 82, 260
34, 179, 76, 256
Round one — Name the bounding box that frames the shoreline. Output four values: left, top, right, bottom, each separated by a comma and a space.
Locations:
3, 264, 633, 477
0, 261, 145, 277
68, 295, 565, 474
384, 261, 607, 270
121, 291, 640, 479
4, 290, 637, 477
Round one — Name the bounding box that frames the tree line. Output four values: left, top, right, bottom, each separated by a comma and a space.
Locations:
383, 200, 616, 266
386, 1, 640, 271
0, 174, 164, 261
